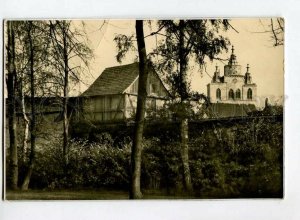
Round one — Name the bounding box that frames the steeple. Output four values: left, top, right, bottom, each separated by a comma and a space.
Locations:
228, 45, 238, 65
224, 45, 241, 76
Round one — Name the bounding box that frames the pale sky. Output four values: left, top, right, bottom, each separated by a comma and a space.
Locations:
71, 19, 285, 107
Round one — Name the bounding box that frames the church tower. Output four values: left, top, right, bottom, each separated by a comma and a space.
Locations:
207, 46, 257, 105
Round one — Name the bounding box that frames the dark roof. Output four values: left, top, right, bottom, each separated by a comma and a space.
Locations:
81, 63, 140, 96
207, 103, 257, 118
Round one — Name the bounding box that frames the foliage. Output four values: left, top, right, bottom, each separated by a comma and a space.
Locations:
114, 34, 136, 63
150, 20, 231, 100
21, 117, 283, 198
141, 138, 183, 191
26, 135, 131, 189
188, 117, 283, 198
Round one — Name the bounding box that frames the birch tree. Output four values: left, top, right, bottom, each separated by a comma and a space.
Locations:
49, 20, 93, 166
14, 21, 52, 190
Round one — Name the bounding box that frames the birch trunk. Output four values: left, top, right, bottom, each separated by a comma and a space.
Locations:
20, 82, 29, 163
180, 118, 192, 192
21, 21, 36, 190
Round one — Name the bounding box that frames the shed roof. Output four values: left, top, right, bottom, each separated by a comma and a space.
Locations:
81, 63, 140, 96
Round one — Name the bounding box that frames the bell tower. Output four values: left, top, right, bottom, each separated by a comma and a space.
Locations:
224, 45, 242, 76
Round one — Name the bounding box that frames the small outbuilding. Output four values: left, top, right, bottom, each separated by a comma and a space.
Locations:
80, 62, 170, 122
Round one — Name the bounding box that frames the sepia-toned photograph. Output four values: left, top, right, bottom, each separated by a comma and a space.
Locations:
3, 19, 284, 200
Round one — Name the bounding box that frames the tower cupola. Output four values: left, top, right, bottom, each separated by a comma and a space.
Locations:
245, 64, 252, 84
228, 45, 238, 65
224, 45, 242, 76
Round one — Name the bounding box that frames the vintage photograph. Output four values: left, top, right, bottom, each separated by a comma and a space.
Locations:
3, 19, 284, 200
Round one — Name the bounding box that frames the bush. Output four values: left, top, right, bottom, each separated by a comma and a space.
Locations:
29, 135, 131, 189
141, 138, 183, 192
16, 117, 282, 198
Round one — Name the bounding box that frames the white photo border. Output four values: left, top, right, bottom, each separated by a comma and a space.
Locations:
1, 0, 299, 220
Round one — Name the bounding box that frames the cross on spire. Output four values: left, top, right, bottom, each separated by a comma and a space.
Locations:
231, 45, 235, 54
246, 64, 250, 72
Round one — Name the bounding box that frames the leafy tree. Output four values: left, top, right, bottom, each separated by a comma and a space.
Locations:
150, 19, 231, 192
114, 19, 231, 196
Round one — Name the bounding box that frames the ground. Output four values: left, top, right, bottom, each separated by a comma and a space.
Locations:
5, 189, 198, 200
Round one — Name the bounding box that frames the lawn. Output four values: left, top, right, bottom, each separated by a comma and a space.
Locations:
5, 189, 198, 200
5, 189, 129, 200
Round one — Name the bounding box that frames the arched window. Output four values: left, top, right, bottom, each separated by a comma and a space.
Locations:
247, 88, 253, 100
236, 89, 241, 99
229, 89, 234, 99
216, 88, 221, 100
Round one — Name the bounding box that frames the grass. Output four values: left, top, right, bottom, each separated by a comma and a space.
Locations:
5, 189, 199, 200
5, 189, 129, 200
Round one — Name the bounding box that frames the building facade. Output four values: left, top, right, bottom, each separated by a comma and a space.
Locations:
207, 46, 257, 105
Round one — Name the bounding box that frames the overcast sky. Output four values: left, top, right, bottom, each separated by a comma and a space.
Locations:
74, 19, 283, 107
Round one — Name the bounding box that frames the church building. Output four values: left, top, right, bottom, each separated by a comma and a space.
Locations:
205, 46, 257, 118
207, 46, 257, 105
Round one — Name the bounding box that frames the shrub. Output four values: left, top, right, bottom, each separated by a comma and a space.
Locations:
29, 136, 131, 189
15, 117, 282, 198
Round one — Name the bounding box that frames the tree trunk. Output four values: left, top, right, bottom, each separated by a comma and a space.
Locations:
21, 21, 36, 190
62, 25, 69, 167
130, 20, 149, 199
179, 20, 193, 193
180, 118, 192, 192
6, 20, 18, 190
20, 80, 29, 163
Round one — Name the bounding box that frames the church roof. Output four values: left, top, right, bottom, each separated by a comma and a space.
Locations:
207, 103, 257, 118
81, 63, 140, 96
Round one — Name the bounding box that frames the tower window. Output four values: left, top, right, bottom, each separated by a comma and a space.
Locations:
247, 88, 253, 100
236, 89, 241, 99
229, 89, 234, 99
216, 88, 221, 100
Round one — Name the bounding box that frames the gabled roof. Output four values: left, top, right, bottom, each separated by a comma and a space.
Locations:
81, 63, 140, 97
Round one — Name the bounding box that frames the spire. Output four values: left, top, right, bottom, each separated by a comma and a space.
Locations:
231, 45, 235, 54
215, 65, 219, 72
246, 64, 250, 73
